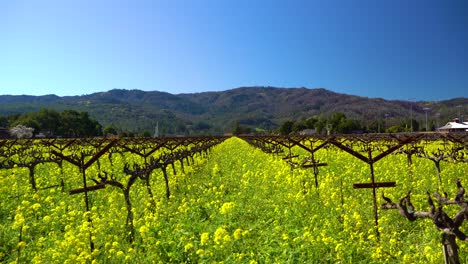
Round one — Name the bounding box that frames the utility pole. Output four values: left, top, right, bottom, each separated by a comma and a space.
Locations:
384, 113, 389, 132
154, 122, 159, 138
423, 107, 430, 132
457, 105, 462, 122
408, 98, 415, 132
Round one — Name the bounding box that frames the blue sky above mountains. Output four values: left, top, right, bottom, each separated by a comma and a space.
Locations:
1, 0, 467, 100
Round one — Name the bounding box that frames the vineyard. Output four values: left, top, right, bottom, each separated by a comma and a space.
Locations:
0, 134, 467, 263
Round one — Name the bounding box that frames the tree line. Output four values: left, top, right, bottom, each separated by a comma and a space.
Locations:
0, 109, 428, 138
0, 108, 102, 138
276, 112, 422, 135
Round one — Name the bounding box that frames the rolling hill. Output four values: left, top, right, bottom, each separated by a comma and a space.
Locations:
0, 87, 466, 134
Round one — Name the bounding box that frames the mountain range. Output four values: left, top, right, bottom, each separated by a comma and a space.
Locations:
0, 87, 466, 134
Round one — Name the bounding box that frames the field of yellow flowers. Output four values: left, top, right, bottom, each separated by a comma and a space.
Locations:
0, 137, 466, 263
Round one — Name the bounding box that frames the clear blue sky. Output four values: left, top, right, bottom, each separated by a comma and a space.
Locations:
1, 0, 467, 100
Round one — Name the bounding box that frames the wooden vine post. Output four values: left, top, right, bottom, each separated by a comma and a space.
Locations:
330, 134, 421, 238
290, 136, 329, 188
276, 137, 299, 162
51, 139, 118, 251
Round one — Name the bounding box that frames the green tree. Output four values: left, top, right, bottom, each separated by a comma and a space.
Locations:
279, 120, 294, 135
79, 112, 102, 137
408, 119, 419, 132
326, 112, 361, 134
430, 121, 436, 131
139, 130, 151, 137
315, 116, 327, 134
304, 116, 318, 129
386, 125, 405, 133
292, 121, 307, 133
119, 131, 135, 138
59, 110, 102, 137
103, 125, 118, 136
34, 108, 61, 136
232, 120, 252, 135
328, 112, 345, 133
12, 116, 40, 136
232, 120, 241, 135
194, 121, 212, 131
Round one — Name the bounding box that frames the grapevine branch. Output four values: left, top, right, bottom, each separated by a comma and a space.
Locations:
91, 162, 158, 243
381, 180, 467, 263
418, 149, 450, 183
381, 180, 467, 238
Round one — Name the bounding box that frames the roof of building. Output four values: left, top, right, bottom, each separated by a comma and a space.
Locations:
437, 121, 468, 131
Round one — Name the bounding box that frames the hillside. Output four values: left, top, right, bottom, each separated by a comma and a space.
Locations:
0, 87, 466, 134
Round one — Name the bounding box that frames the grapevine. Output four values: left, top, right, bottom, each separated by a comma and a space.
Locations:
0, 133, 467, 263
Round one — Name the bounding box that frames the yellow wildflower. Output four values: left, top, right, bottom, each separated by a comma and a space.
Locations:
184, 243, 194, 252
200, 232, 209, 245
220, 202, 235, 214
233, 228, 243, 240
214, 227, 231, 244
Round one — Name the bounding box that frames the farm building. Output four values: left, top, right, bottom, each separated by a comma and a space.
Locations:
299, 129, 316, 135
437, 118, 468, 133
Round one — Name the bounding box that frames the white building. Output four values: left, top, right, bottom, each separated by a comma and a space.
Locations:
437, 118, 468, 133
299, 129, 316, 135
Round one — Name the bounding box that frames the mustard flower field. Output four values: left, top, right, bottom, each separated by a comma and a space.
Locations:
0, 136, 467, 263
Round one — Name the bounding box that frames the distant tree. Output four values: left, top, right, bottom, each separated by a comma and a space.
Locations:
430, 121, 436, 131
34, 108, 61, 136
292, 121, 307, 133
10, 125, 34, 138
175, 123, 188, 135
328, 112, 346, 133
5, 108, 103, 137
326, 112, 361, 134
232, 120, 252, 135
79, 112, 102, 137
304, 116, 318, 129
338, 118, 361, 134
59, 110, 102, 137
194, 121, 212, 131
315, 116, 328, 134
103, 125, 118, 137
119, 131, 135, 138
232, 120, 241, 135
385, 125, 405, 133
409, 119, 420, 132
12, 117, 40, 136
140, 130, 151, 137
7, 114, 21, 126
279, 120, 294, 135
